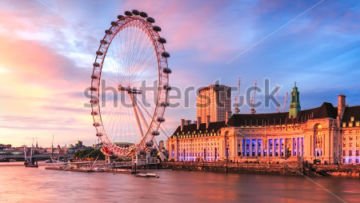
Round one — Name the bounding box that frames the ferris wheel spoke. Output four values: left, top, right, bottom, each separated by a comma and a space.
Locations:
128, 27, 142, 85
128, 28, 153, 85
137, 99, 170, 138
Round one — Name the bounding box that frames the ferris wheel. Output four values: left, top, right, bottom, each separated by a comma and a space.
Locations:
90, 10, 171, 157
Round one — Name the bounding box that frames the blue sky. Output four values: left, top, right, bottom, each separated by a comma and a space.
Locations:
0, 0, 359, 146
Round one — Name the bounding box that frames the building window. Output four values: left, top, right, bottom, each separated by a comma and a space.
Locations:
293, 138, 297, 156
252, 139, 256, 156
356, 150, 359, 156
356, 159, 359, 164
257, 139, 262, 157
343, 150, 346, 156
349, 150, 353, 156
274, 139, 279, 157
245, 139, 250, 156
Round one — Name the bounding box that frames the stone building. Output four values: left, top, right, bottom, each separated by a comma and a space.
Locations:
196, 84, 231, 123
167, 84, 360, 165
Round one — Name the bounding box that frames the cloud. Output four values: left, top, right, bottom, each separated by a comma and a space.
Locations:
0, 0, 359, 147
119, 0, 247, 62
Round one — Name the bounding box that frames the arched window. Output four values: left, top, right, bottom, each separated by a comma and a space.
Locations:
314, 124, 323, 158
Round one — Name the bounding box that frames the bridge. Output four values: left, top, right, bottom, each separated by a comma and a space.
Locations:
0, 154, 70, 162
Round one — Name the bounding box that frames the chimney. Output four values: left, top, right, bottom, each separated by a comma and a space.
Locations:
186, 120, 191, 126
225, 111, 231, 125
197, 117, 201, 129
337, 95, 346, 122
180, 119, 185, 131
206, 115, 210, 129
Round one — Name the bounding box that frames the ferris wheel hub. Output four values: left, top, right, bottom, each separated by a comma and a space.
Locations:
118, 85, 142, 94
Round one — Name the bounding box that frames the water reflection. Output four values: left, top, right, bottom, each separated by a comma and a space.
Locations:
0, 166, 359, 202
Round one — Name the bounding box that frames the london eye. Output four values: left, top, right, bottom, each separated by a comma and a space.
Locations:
90, 10, 171, 158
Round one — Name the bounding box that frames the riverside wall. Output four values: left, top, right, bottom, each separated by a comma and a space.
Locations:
162, 161, 302, 176
161, 161, 360, 178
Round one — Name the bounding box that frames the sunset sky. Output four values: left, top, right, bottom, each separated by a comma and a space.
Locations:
0, 0, 359, 147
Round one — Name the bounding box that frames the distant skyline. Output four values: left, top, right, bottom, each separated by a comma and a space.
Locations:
0, 0, 359, 146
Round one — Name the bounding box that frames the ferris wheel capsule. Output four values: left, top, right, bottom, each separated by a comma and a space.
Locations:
139, 12, 148, 18
111, 21, 118, 26
105, 29, 113, 35
162, 52, 170, 58
157, 117, 165, 122
124, 11, 132, 16
163, 67, 172, 74
146, 17, 155, 23
132, 10, 140, 15
158, 37, 166, 44
153, 26, 161, 32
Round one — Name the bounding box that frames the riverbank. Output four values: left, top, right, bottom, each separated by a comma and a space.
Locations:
161, 161, 360, 178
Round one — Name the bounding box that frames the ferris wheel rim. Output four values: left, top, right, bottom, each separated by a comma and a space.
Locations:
89, 10, 171, 157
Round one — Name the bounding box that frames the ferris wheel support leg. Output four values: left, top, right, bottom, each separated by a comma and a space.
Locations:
133, 97, 150, 134
129, 94, 145, 138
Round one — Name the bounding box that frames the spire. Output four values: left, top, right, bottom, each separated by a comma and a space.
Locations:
234, 78, 240, 114
250, 81, 257, 114
289, 82, 301, 119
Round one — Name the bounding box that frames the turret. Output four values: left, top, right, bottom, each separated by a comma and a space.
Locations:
289, 83, 301, 119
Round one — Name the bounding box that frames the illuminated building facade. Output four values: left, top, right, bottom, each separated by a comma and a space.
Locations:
168, 84, 360, 165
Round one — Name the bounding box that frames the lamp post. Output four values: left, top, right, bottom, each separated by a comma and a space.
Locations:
224, 131, 229, 173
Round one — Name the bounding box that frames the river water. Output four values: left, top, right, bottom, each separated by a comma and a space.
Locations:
0, 164, 359, 203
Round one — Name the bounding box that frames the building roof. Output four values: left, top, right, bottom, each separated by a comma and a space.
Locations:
171, 102, 342, 136
342, 106, 360, 123
172, 121, 226, 136
228, 102, 338, 126
198, 84, 231, 93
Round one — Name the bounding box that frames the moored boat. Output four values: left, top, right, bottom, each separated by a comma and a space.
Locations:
135, 172, 159, 178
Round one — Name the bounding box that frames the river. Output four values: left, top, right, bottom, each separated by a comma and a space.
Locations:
0, 164, 359, 203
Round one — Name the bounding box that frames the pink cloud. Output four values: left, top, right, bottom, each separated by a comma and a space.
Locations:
120, 1, 238, 62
